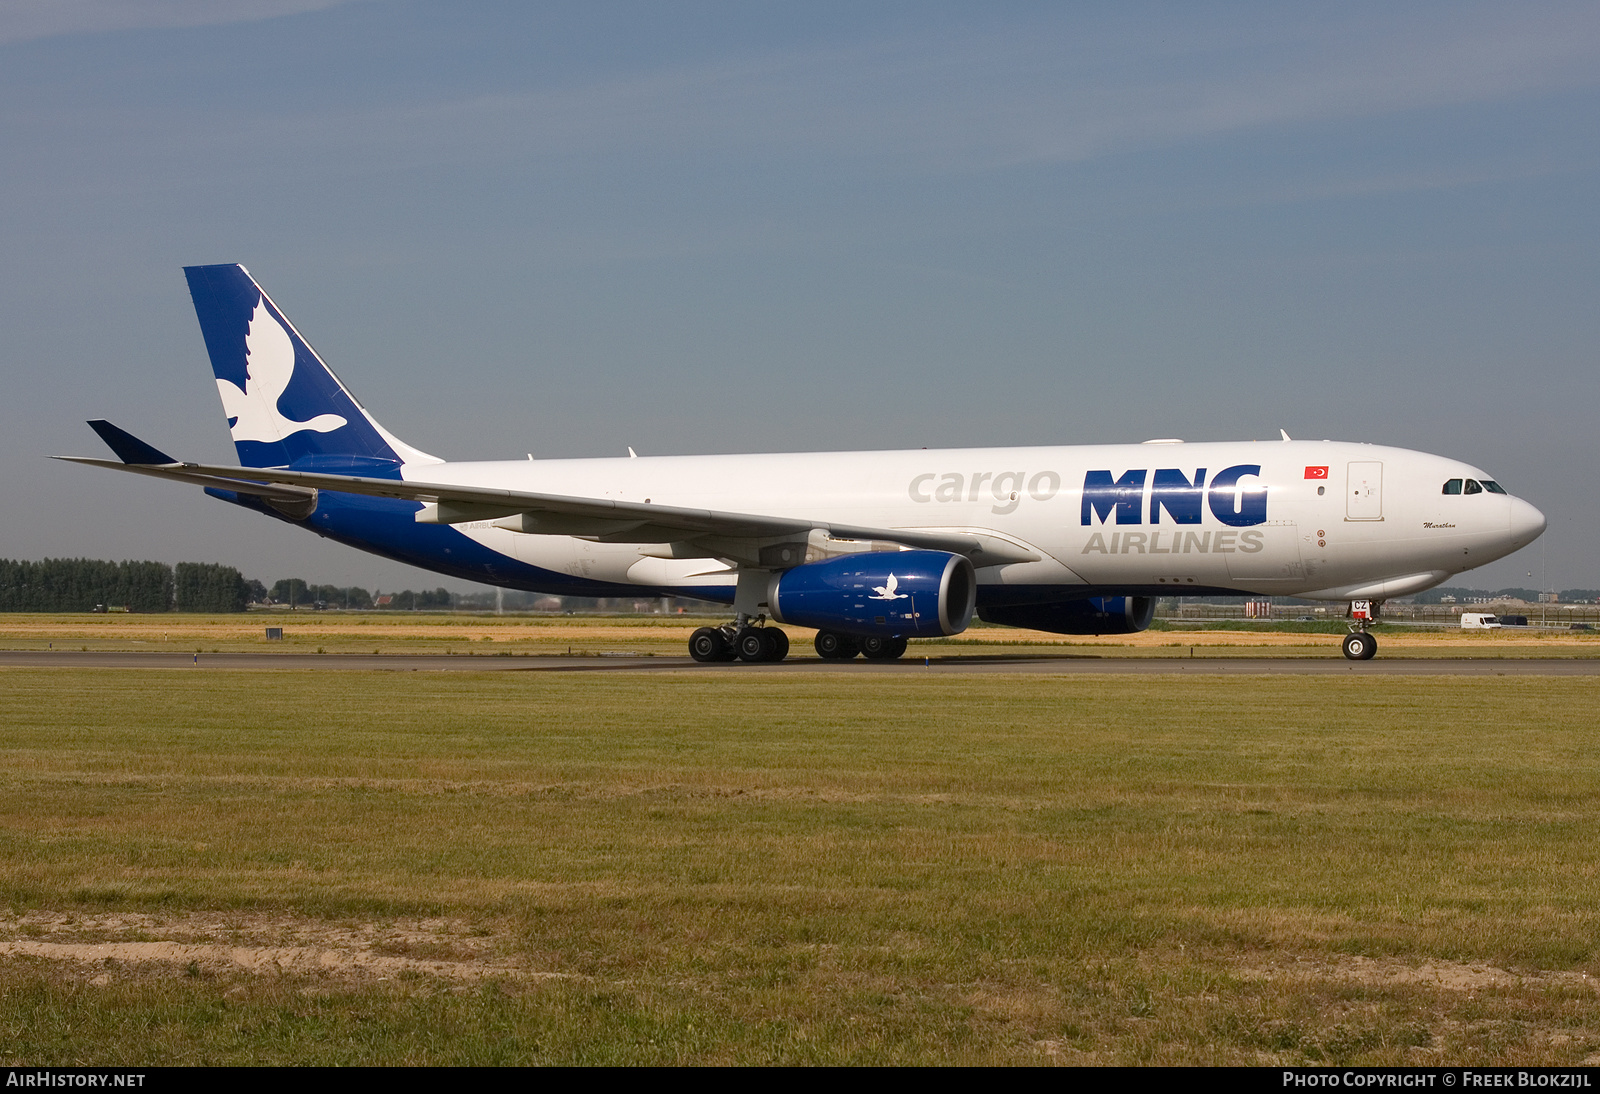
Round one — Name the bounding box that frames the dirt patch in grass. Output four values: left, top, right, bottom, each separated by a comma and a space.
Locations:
0, 910, 564, 985
1235, 954, 1600, 993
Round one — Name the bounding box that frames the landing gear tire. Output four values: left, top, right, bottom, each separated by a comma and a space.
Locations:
738, 628, 778, 662
689, 627, 726, 663
692, 622, 789, 663
861, 636, 908, 661
1342, 632, 1377, 661
814, 630, 860, 660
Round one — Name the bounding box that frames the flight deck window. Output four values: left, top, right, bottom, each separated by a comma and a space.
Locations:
1442, 479, 1463, 494
1482, 480, 1507, 494
1464, 479, 1482, 494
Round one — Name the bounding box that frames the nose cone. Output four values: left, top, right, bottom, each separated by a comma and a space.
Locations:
1508, 496, 1547, 549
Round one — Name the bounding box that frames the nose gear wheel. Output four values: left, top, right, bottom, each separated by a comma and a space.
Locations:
1341, 631, 1377, 660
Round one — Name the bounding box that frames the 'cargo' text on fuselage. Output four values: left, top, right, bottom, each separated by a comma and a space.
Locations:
906, 465, 1270, 526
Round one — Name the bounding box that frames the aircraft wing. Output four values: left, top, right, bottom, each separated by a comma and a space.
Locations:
56, 426, 1040, 566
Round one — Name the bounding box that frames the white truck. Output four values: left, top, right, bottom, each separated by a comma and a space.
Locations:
1461, 613, 1502, 629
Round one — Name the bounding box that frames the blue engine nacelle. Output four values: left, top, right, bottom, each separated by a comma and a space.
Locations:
977, 596, 1155, 635
768, 550, 976, 638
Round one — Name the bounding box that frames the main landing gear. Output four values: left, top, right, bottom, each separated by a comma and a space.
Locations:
814, 631, 908, 661
688, 621, 791, 663
686, 623, 909, 663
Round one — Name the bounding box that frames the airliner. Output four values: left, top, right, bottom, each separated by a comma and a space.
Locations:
59, 264, 1547, 662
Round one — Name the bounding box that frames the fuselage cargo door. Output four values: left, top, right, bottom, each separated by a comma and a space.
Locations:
1347, 461, 1383, 521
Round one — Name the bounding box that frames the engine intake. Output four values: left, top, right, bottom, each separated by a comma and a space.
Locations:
768, 550, 975, 638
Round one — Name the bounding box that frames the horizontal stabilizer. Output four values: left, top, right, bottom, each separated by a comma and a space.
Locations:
53, 455, 319, 506
87, 420, 176, 465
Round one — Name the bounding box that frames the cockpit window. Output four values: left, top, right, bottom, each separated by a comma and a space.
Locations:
1442, 479, 1463, 494
1481, 480, 1507, 494
1464, 479, 1482, 494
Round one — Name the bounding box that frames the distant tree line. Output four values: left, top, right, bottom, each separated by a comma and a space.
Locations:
266, 580, 451, 610
450, 588, 724, 612
174, 562, 251, 612
0, 559, 468, 613
1172, 588, 1597, 606
374, 588, 453, 610
0, 558, 175, 612
1410, 586, 1585, 604
268, 579, 374, 609
0, 558, 275, 612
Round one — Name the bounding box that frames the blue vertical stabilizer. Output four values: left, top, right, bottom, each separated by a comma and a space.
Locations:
183, 264, 429, 471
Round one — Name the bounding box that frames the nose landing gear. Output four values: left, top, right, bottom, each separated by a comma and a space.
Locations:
1341, 599, 1381, 660
1341, 630, 1377, 660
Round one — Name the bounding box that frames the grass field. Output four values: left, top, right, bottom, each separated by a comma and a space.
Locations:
2, 664, 1599, 1064
2, 610, 1597, 658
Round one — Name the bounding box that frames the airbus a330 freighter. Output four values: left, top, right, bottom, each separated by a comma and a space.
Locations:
61, 265, 1547, 661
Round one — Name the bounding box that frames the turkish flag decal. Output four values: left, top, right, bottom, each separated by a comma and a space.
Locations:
1305, 466, 1329, 479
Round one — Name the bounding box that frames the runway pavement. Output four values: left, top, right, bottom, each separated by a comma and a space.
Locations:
2, 650, 1597, 674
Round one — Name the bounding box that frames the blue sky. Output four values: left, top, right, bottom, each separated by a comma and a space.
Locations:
3, 1, 1596, 593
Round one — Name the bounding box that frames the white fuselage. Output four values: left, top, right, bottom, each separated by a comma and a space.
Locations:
403, 439, 1545, 602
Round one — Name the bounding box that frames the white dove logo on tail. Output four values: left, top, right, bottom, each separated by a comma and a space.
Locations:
216, 298, 347, 442
869, 574, 909, 600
